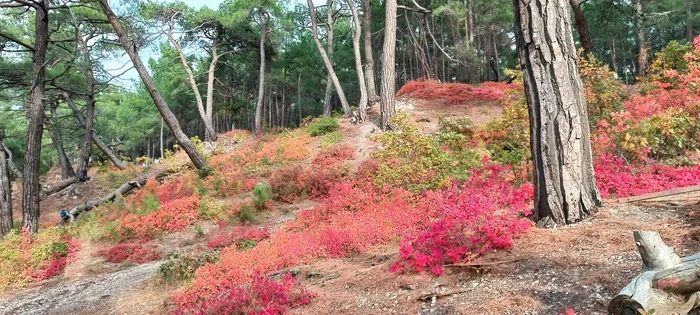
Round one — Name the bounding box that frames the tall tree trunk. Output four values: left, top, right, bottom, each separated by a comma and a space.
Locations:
347, 0, 369, 122
205, 41, 220, 141
75, 34, 95, 182
22, 0, 50, 233
323, 0, 335, 116
255, 9, 268, 136
362, 0, 379, 101
569, 0, 593, 56
62, 92, 125, 170
46, 117, 75, 179
98, 0, 208, 170
380, 0, 398, 130
307, 0, 352, 117
281, 69, 286, 127
160, 117, 164, 158
298, 71, 302, 126
0, 128, 13, 236
513, 0, 602, 227
166, 25, 217, 141
634, 0, 648, 77
687, 0, 694, 42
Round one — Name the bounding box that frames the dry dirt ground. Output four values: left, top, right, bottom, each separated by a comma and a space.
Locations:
1, 98, 699, 315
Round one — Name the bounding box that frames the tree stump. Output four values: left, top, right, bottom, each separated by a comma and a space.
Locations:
609, 231, 700, 314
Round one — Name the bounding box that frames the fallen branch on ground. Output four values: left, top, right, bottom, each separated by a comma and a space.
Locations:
443, 257, 531, 268
608, 231, 700, 314
417, 290, 467, 301
41, 178, 77, 199
57, 167, 170, 225
614, 185, 700, 203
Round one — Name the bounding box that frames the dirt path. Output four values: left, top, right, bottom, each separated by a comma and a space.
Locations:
0, 262, 160, 315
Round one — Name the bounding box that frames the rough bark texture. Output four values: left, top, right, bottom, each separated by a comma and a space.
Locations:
568, 0, 593, 56
58, 168, 169, 225
634, 0, 648, 77
513, 0, 601, 227
609, 231, 700, 314
46, 118, 75, 180
307, 0, 352, 117
255, 9, 268, 137
166, 24, 217, 141
206, 42, 219, 140
323, 0, 335, 116
98, 0, 208, 170
380, 0, 398, 130
347, 0, 368, 122
687, 0, 694, 43
22, 0, 50, 233
75, 35, 95, 182
0, 128, 12, 235
362, 0, 378, 101
63, 92, 125, 170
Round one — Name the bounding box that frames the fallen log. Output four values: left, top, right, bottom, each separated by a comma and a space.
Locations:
615, 185, 700, 204
608, 231, 700, 314
57, 168, 169, 225
41, 178, 77, 199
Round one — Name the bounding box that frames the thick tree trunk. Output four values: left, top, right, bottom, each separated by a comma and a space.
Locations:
634, 0, 648, 77
323, 0, 335, 116
0, 128, 12, 235
513, 0, 602, 227
609, 231, 700, 314
98, 0, 208, 170
46, 119, 75, 180
160, 117, 164, 158
362, 0, 379, 101
380, 0, 398, 130
206, 42, 220, 140
307, 0, 352, 117
347, 0, 368, 122
298, 71, 302, 126
22, 0, 50, 233
75, 35, 95, 182
569, 0, 593, 56
166, 27, 217, 142
255, 9, 268, 137
63, 92, 125, 170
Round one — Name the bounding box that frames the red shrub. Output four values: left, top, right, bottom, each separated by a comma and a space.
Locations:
208, 226, 271, 250
312, 145, 356, 167
156, 176, 194, 205
269, 166, 348, 203
391, 162, 534, 275
23, 238, 80, 282
117, 196, 201, 239
95, 242, 161, 263
176, 274, 313, 315
396, 79, 520, 105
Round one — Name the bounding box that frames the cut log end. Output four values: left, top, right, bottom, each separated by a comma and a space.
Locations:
608, 295, 644, 315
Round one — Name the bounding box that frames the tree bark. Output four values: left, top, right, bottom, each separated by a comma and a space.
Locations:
568, 0, 593, 56
46, 117, 75, 180
58, 168, 169, 225
609, 231, 700, 314
347, 0, 368, 122
513, 0, 602, 227
634, 0, 648, 77
75, 34, 95, 182
687, 0, 694, 43
380, 0, 398, 130
205, 41, 219, 141
165, 24, 217, 142
255, 9, 268, 136
22, 0, 50, 233
323, 0, 335, 116
307, 0, 352, 117
63, 92, 125, 170
0, 128, 12, 235
362, 0, 379, 101
1, 144, 21, 180
98, 0, 208, 170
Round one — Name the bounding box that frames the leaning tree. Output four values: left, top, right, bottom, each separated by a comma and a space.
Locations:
513, 0, 602, 227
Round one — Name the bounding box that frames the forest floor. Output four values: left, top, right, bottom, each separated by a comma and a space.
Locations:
1, 97, 698, 315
